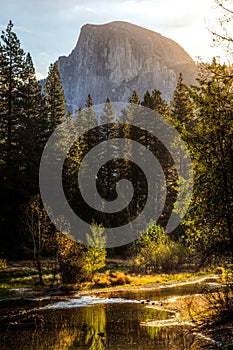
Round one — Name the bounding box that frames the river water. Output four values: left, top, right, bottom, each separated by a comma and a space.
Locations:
0, 279, 220, 350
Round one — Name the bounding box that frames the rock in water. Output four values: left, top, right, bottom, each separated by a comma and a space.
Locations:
57, 21, 197, 112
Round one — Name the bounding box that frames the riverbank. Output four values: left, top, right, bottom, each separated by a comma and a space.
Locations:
0, 258, 213, 293
77, 275, 232, 349
0, 271, 214, 300
140, 287, 233, 349
1, 261, 232, 348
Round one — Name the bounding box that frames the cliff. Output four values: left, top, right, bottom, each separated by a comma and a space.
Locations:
56, 21, 197, 112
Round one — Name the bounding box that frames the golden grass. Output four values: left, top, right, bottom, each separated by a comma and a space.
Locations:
128, 272, 205, 287
82, 271, 212, 291
93, 271, 131, 288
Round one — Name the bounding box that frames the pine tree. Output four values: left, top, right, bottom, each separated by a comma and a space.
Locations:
150, 89, 169, 115
0, 21, 27, 257
141, 90, 152, 109
171, 73, 194, 132
128, 90, 140, 104
98, 98, 117, 203
140, 88, 177, 229
100, 97, 116, 136
43, 63, 66, 134
19, 53, 46, 195
63, 94, 97, 223
141, 89, 168, 115
85, 93, 93, 108
0, 20, 25, 179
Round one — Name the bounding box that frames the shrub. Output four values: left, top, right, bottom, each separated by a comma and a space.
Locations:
81, 225, 106, 280
133, 221, 186, 273
57, 224, 106, 285
57, 233, 85, 284
94, 271, 131, 288
190, 267, 233, 327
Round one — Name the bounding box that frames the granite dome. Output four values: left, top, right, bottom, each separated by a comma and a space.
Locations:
56, 21, 197, 112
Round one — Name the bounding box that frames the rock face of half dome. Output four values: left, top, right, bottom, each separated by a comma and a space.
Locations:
57, 21, 197, 112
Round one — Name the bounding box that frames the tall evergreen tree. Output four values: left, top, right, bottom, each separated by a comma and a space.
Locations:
63, 94, 96, 223
140, 88, 178, 229
170, 73, 194, 132
0, 20, 25, 180
128, 90, 140, 104
43, 63, 66, 134
150, 89, 169, 115
141, 89, 169, 115
85, 93, 93, 108
0, 21, 27, 257
98, 98, 117, 202
19, 53, 46, 195
141, 90, 153, 109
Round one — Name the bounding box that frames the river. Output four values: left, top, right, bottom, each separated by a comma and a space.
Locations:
0, 278, 221, 349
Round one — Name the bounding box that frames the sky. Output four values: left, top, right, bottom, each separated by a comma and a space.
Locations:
1, 0, 230, 79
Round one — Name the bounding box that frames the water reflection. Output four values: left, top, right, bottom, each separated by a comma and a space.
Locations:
79, 305, 106, 350
143, 325, 202, 350
1, 303, 175, 349
0, 283, 216, 349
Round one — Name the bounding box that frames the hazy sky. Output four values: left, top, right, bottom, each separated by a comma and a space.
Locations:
1, 0, 228, 78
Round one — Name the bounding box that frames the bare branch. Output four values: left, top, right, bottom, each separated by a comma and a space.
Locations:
207, 0, 233, 55
215, 0, 233, 15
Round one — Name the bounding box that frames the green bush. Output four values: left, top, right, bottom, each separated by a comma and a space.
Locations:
82, 225, 106, 280
57, 225, 106, 285
133, 222, 186, 273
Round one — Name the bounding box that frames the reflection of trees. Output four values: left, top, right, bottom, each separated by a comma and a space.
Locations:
52, 327, 78, 350
28, 306, 106, 350
143, 325, 206, 350
81, 305, 106, 350
3, 303, 212, 349
27, 318, 81, 350
49, 306, 106, 350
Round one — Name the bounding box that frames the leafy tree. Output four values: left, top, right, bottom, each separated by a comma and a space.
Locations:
55, 224, 106, 284
56, 233, 85, 284
23, 195, 50, 286
185, 60, 233, 263
134, 222, 185, 273
82, 225, 106, 279
208, 0, 233, 81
